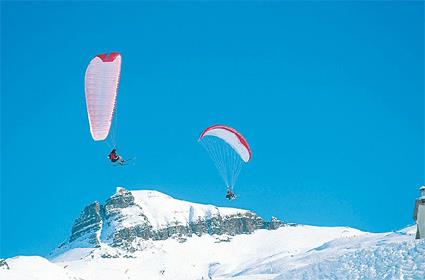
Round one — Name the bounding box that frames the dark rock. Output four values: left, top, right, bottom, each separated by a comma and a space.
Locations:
265, 216, 286, 230
0, 259, 9, 270
69, 201, 102, 246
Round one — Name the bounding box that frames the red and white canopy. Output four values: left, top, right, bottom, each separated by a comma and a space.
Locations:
85, 52, 121, 141
199, 125, 252, 162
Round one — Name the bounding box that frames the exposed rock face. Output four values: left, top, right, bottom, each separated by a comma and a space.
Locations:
104, 188, 136, 211
101, 189, 152, 248
266, 216, 285, 230
69, 201, 102, 247
0, 259, 10, 270
66, 188, 286, 252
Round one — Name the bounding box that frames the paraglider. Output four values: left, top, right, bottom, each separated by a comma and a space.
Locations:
226, 189, 236, 200
199, 125, 252, 200
85, 52, 132, 166
108, 148, 125, 165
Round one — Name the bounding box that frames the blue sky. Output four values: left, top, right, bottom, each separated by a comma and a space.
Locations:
1, 2, 423, 258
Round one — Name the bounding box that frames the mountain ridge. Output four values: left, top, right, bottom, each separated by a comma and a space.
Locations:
53, 188, 285, 256
2, 188, 424, 280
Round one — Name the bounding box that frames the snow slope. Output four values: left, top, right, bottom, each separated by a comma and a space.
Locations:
245, 227, 425, 280
39, 225, 424, 280
3, 227, 425, 280
129, 190, 249, 229
0, 256, 83, 280
48, 225, 365, 280
5, 225, 423, 280
49, 226, 365, 279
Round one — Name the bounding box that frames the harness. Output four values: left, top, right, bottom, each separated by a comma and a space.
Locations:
109, 152, 119, 162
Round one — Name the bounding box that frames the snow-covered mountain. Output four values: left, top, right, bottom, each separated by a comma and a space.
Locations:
2, 188, 425, 280
52, 187, 283, 254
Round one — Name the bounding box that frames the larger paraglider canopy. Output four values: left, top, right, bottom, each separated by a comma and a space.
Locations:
199, 125, 251, 192
85, 52, 121, 141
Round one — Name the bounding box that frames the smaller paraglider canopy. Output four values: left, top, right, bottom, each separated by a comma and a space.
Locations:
199, 125, 252, 163
199, 125, 251, 195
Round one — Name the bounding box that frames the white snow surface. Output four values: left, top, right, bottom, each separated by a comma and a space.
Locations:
128, 190, 249, 229
3, 226, 425, 280
0, 256, 82, 280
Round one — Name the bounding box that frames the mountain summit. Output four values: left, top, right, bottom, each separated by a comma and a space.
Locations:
54, 188, 284, 255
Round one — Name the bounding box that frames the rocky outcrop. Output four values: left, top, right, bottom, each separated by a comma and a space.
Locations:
265, 216, 285, 230
66, 188, 287, 252
104, 188, 136, 211
101, 189, 152, 247
0, 259, 10, 270
69, 201, 102, 247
